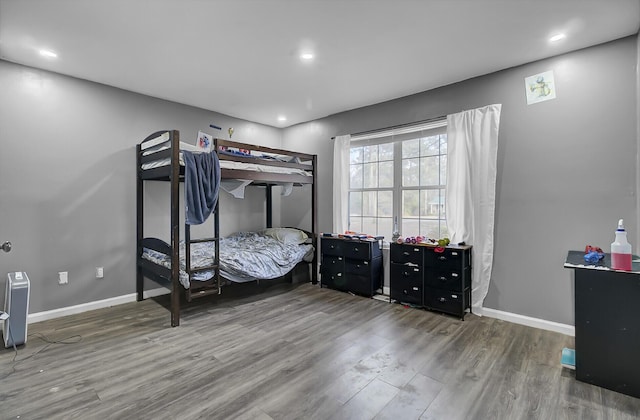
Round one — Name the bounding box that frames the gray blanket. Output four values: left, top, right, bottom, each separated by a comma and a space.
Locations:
183, 150, 220, 225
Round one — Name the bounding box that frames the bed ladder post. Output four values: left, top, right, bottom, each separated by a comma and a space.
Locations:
266, 184, 273, 228
311, 154, 318, 284
136, 144, 144, 301
215, 196, 221, 294
170, 130, 181, 327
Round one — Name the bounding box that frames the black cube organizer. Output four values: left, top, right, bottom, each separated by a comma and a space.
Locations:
564, 251, 640, 399
320, 236, 383, 297
390, 242, 472, 320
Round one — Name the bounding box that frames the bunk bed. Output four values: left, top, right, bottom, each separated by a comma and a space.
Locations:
136, 130, 318, 327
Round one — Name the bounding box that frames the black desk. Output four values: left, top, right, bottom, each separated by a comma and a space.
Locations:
564, 251, 640, 398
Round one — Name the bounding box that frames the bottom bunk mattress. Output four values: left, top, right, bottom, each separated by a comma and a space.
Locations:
142, 230, 314, 289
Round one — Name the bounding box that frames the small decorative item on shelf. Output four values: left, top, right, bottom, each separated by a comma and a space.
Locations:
583, 245, 605, 264
391, 216, 401, 243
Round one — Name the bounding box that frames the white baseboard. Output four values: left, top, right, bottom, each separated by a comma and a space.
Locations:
478, 306, 575, 337
27, 288, 170, 324
382, 286, 390, 296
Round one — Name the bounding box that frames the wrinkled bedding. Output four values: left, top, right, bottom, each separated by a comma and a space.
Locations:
142, 231, 314, 289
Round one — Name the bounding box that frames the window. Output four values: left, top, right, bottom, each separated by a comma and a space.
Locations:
348, 121, 448, 242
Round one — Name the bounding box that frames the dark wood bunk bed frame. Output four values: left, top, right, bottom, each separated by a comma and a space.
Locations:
136, 130, 318, 327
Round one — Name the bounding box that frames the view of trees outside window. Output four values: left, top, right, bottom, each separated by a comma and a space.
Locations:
349, 130, 447, 242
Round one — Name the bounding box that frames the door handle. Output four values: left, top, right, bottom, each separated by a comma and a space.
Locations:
2, 241, 11, 253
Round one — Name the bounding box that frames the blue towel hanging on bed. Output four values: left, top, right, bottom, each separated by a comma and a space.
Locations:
183, 150, 220, 225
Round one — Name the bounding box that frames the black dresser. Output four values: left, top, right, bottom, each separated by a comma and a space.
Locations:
390, 242, 472, 319
320, 237, 383, 297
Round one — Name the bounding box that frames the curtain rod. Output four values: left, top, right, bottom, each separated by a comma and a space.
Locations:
331, 115, 446, 140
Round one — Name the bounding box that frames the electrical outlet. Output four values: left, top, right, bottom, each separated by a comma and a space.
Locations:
96, 267, 104, 278
58, 271, 68, 285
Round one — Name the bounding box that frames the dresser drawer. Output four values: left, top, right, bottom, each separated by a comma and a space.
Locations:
390, 244, 424, 264
425, 247, 470, 268
320, 255, 344, 275
348, 274, 379, 297
390, 276, 422, 306
345, 259, 373, 276
425, 267, 470, 292
322, 271, 347, 290
424, 287, 469, 318
321, 239, 344, 256
391, 262, 423, 283
342, 241, 371, 260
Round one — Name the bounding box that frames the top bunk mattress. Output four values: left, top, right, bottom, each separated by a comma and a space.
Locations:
140, 134, 312, 178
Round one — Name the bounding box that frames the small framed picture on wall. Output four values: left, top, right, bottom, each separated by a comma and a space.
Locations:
525, 70, 557, 105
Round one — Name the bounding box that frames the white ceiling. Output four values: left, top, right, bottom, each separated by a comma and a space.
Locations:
1, 0, 639, 128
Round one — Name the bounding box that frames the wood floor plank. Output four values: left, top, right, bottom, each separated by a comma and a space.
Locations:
375, 373, 443, 420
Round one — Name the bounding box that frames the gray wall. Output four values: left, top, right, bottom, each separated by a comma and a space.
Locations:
0, 60, 282, 313
282, 36, 638, 325
1, 36, 637, 325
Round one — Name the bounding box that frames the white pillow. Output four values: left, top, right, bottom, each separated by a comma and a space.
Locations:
262, 228, 308, 245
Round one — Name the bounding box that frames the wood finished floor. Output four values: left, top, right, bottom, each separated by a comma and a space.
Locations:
1, 281, 639, 420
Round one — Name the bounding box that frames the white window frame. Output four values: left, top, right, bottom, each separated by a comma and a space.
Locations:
348, 119, 448, 243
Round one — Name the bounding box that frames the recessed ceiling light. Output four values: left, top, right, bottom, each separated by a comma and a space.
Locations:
278, 116, 287, 122
549, 33, 566, 42
300, 53, 314, 60
39, 49, 58, 58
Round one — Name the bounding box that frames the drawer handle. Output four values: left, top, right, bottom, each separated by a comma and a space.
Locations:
403, 271, 410, 277
438, 297, 447, 302
438, 276, 447, 282
330, 245, 335, 249
403, 251, 410, 256
452, 252, 458, 256
354, 247, 359, 252
438, 256, 447, 261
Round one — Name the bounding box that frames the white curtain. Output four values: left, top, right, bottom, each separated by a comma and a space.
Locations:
446, 104, 502, 312
332, 135, 351, 233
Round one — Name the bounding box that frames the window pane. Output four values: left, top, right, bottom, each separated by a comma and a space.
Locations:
401, 218, 419, 238
379, 143, 394, 161
363, 145, 378, 163
363, 191, 377, 217
379, 161, 393, 188
440, 134, 447, 155
402, 190, 419, 217
363, 162, 378, 188
378, 217, 392, 240
421, 136, 440, 156
349, 217, 362, 233
420, 189, 442, 218
402, 158, 419, 187
378, 191, 392, 217
440, 220, 449, 238
402, 139, 419, 158
350, 147, 363, 164
420, 156, 439, 186
350, 164, 363, 188
420, 219, 441, 239
362, 217, 377, 235
440, 154, 447, 185
349, 191, 362, 216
